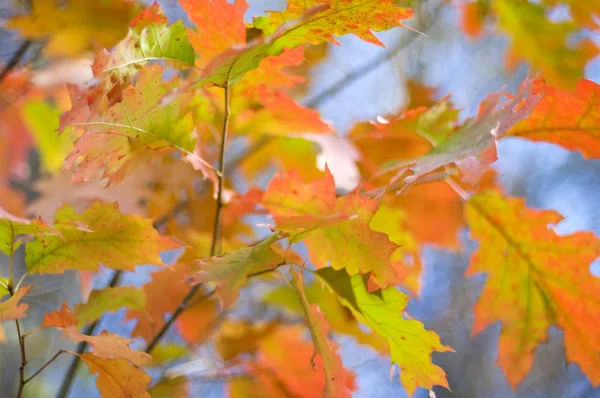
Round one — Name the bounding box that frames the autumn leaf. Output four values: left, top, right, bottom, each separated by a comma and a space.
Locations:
180, 0, 248, 65
216, 320, 279, 361
7, 0, 139, 57
237, 325, 355, 398
265, 282, 386, 353
253, 0, 414, 51
508, 78, 600, 159
290, 270, 355, 398
465, 191, 600, 387
75, 286, 146, 327
26, 201, 180, 274
42, 302, 78, 328
493, 0, 597, 89
63, 64, 212, 185
79, 353, 151, 398
195, 0, 413, 88
0, 208, 54, 256
188, 234, 284, 308
0, 286, 34, 323
44, 302, 153, 367
315, 268, 453, 396
89, 2, 195, 107
263, 169, 399, 290
380, 77, 542, 186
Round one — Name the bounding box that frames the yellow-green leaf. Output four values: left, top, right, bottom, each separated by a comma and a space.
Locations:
26, 202, 181, 274
75, 286, 146, 327
315, 268, 452, 396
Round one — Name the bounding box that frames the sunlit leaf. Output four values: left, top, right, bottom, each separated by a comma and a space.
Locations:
26, 201, 180, 274
315, 268, 453, 396
0, 286, 34, 323
466, 191, 600, 387
79, 353, 151, 398
75, 286, 146, 327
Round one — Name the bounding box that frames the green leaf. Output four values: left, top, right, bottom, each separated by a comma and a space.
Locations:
0, 209, 54, 256
21, 101, 73, 173
314, 268, 453, 396
75, 286, 146, 327
64, 64, 203, 184
26, 202, 181, 274
93, 2, 195, 103
188, 234, 284, 308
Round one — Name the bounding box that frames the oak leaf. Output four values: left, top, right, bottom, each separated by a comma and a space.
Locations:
63, 64, 212, 185
42, 302, 77, 328
79, 353, 151, 398
188, 234, 284, 308
87, 2, 195, 107
25, 201, 180, 274
465, 191, 600, 387
315, 268, 453, 396
44, 302, 153, 367
253, 0, 414, 51
508, 78, 600, 159
179, 0, 248, 65
381, 77, 542, 186
263, 169, 399, 290
0, 208, 54, 256
0, 286, 34, 323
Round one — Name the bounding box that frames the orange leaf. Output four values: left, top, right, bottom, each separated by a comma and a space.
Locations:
263, 169, 399, 290
509, 78, 600, 159
79, 353, 151, 398
180, 0, 248, 66
253, 0, 413, 50
0, 286, 33, 323
45, 302, 153, 367
42, 302, 77, 328
466, 191, 600, 387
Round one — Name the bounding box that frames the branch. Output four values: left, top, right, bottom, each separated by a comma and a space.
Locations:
0, 40, 31, 86
304, 2, 443, 109
24, 350, 67, 384
144, 83, 232, 354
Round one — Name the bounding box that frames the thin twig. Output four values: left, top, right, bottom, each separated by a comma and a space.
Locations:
15, 319, 26, 398
0, 40, 31, 86
23, 350, 67, 384
144, 83, 231, 354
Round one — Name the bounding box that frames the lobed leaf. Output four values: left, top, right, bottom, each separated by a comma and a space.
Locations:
508, 78, 600, 159
188, 234, 284, 308
315, 268, 453, 396
466, 191, 600, 387
26, 201, 180, 274
0, 286, 34, 324
79, 353, 151, 398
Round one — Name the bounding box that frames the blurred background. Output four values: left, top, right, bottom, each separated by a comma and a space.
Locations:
1, 0, 600, 397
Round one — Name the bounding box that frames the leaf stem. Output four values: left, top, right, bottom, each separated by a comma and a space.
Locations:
23, 350, 67, 384
144, 83, 231, 354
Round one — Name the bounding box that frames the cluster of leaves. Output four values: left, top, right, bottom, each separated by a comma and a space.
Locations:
0, 0, 599, 397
